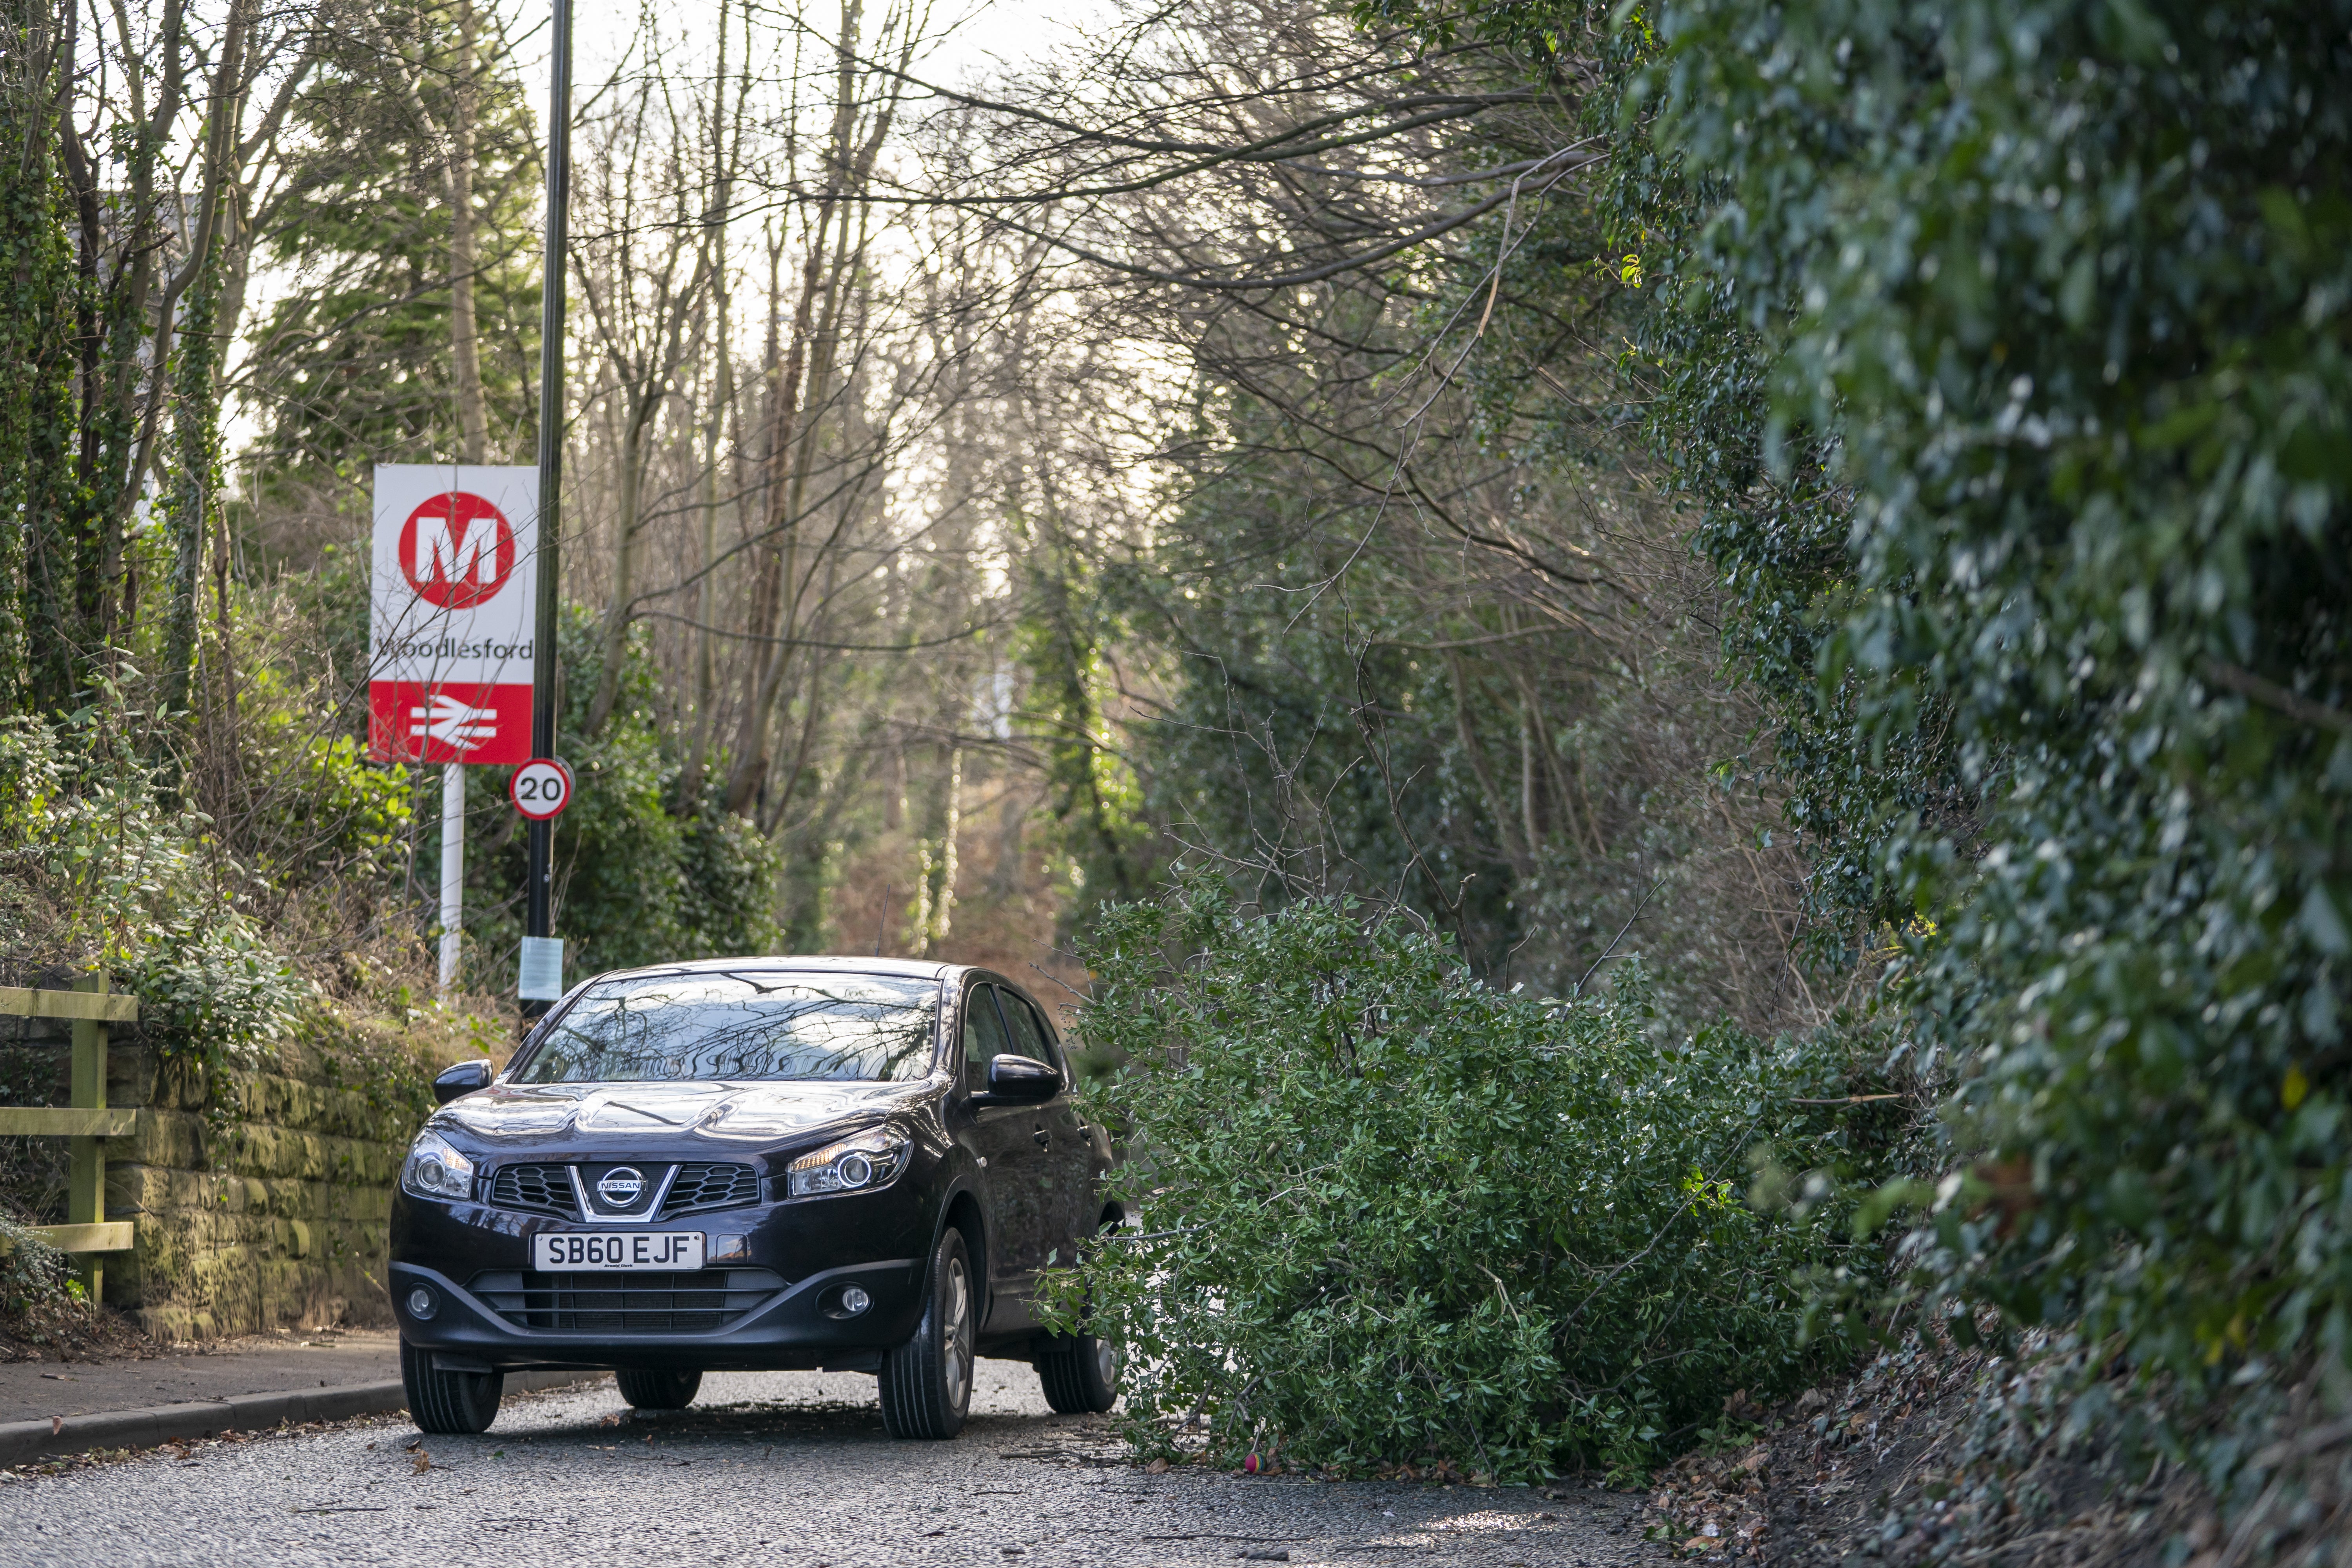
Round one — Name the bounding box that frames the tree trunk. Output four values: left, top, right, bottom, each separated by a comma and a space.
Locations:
679, 0, 738, 809
932, 747, 963, 946
2, 1, 79, 714
448, 0, 487, 464
583, 390, 650, 736
722, 232, 824, 815
157, 0, 249, 733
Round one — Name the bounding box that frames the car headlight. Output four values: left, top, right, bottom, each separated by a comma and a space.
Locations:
401, 1128, 476, 1202
788, 1126, 912, 1198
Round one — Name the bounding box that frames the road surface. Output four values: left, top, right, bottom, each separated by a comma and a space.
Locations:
2, 1358, 1667, 1567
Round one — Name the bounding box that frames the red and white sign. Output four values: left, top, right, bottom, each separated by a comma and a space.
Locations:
509, 757, 574, 820
399, 491, 517, 609
368, 465, 538, 764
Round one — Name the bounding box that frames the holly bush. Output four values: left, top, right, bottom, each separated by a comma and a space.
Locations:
1056, 875, 1903, 1479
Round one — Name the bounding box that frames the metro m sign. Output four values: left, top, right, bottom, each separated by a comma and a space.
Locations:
369, 465, 538, 764
401, 492, 517, 608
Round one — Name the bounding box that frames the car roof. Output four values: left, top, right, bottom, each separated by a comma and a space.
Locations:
589, 955, 969, 984
569, 957, 1077, 1005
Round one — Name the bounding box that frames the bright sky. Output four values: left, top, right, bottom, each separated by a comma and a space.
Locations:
521, 0, 1102, 109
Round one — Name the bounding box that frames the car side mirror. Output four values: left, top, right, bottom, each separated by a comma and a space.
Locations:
433, 1060, 494, 1105
980, 1054, 1058, 1103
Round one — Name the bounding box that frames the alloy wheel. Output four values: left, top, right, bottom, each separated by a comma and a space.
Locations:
942, 1254, 973, 1406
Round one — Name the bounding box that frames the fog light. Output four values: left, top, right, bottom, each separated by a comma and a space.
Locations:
840, 1285, 871, 1316
406, 1286, 437, 1320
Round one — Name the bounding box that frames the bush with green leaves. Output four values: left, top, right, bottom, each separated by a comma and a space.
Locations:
0, 710, 309, 1063
1600, 0, 2352, 1429
0, 1214, 78, 1319
454, 606, 782, 987
1057, 876, 1902, 1479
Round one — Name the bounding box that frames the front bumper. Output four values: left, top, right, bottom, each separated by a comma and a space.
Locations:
390, 1184, 932, 1372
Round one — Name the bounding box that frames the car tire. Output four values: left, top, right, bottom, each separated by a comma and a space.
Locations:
1036, 1327, 1118, 1415
1035, 1217, 1120, 1415
401, 1338, 504, 1435
879, 1228, 975, 1439
615, 1368, 702, 1410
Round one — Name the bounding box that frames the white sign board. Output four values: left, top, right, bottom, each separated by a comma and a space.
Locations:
518, 936, 566, 1002
368, 465, 539, 764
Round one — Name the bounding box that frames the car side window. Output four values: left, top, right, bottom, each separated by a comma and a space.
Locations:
961, 983, 1010, 1091
999, 990, 1059, 1075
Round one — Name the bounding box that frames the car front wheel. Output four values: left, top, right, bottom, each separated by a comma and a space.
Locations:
401, 1338, 503, 1434
879, 1227, 975, 1439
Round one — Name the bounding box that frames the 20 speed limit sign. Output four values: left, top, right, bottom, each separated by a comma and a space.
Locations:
510, 757, 575, 820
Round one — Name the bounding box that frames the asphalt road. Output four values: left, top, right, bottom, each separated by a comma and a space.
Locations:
0, 1359, 1666, 1568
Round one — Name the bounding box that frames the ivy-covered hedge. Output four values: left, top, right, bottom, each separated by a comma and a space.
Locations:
1057, 878, 1904, 1479
1606, 0, 2352, 1447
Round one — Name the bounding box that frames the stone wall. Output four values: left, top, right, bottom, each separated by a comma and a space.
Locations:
105, 1029, 435, 1340
3, 1009, 439, 1341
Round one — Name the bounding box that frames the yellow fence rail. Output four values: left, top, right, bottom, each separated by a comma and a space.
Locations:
0, 978, 138, 1288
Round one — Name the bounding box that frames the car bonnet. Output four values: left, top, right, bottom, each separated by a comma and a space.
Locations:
430, 1077, 934, 1146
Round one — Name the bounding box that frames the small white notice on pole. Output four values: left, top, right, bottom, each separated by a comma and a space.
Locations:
518, 936, 566, 1002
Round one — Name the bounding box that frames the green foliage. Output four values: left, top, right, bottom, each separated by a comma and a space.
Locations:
1610, 0, 2352, 1428
1013, 527, 1149, 935
0, 13, 83, 715
456, 606, 782, 985
1118, 408, 1514, 946
158, 258, 225, 727
1089, 48, 1834, 1029
0, 710, 311, 1062
251, 12, 540, 472
0, 1213, 76, 1318
242, 720, 414, 888
1054, 875, 1898, 1479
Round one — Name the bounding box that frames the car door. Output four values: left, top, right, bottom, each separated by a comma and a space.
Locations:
958, 980, 1048, 1327
996, 986, 1094, 1267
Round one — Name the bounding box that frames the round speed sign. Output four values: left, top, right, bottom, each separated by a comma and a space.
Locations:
510, 757, 574, 821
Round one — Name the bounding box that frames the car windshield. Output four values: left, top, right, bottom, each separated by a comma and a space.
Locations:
515, 971, 941, 1084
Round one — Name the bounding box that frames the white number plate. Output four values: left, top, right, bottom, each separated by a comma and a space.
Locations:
532, 1232, 706, 1271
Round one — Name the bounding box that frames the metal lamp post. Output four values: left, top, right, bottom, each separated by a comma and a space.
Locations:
522, 0, 572, 1018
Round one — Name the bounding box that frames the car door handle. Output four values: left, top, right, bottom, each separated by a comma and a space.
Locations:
1033, 1129, 1051, 1148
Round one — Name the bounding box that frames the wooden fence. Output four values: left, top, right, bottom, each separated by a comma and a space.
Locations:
0, 978, 138, 1291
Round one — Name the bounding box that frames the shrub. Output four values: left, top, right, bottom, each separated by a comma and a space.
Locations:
460, 606, 782, 986
1611, 0, 2352, 1442
0, 1215, 78, 1319
0, 709, 309, 1063
1056, 875, 1903, 1480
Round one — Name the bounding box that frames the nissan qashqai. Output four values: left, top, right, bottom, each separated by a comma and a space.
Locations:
390, 958, 1120, 1437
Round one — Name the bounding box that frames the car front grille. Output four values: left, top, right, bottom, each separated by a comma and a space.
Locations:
661, 1163, 760, 1218
483, 1161, 762, 1221
488, 1163, 577, 1219
469, 1268, 789, 1333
